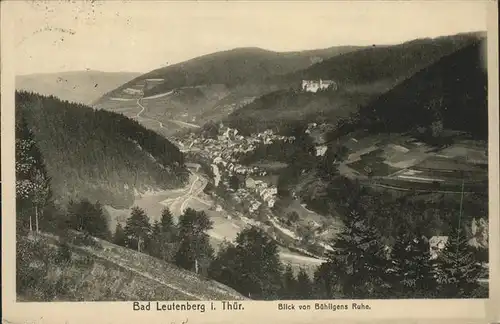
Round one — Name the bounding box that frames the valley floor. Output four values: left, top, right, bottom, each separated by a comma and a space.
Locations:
105, 166, 326, 276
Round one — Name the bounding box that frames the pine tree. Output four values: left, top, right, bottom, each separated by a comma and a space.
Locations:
233, 226, 284, 300
148, 210, 177, 261
320, 210, 390, 298
66, 199, 110, 240
209, 226, 284, 300
113, 223, 127, 247
159, 208, 176, 239
156, 208, 177, 261
296, 268, 314, 299
124, 207, 151, 252
435, 226, 483, 298
209, 240, 240, 290
174, 208, 214, 274
280, 264, 297, 299
389, 228, 437, 298
148, 220, 161, 257
314, 261, 339, 299
89, 201, 110, 240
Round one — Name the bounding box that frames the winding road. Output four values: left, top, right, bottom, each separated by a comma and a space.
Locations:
161, 173, 208, 216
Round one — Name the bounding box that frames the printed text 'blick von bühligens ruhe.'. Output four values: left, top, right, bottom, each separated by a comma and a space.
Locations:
132, 301, 371, 312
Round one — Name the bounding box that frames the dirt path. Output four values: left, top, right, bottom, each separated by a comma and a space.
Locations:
135, 96, 200, 129
135, 97, 146, 118
280, 252, 326, 265
142, 90, 174, 100
168, 119, 201, 129
160, 172, 208, 216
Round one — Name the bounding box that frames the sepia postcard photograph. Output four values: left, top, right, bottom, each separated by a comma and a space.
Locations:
1, 1, 499, 324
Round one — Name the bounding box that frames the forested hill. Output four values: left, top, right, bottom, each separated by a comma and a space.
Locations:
279, 32, 484, 91
224, 32, 484, 136
16, 91, 188, 208
99, 46, 364, 100
358, 39, 488, 140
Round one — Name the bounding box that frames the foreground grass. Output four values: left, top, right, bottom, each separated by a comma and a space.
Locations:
17, 231, 247, 301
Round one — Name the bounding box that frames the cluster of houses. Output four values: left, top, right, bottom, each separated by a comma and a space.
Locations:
231, 183, 278, 215
245, 178, 278, 208
178, 125, 292, 215
176, 123, 338, 217
180, 125, 295, 170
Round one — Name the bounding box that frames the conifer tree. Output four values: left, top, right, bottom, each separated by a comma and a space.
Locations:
209, 226, 284, 299
389, 227, 437, 298
313, 261, 339, 299
280, 264, 297, 299
209, 240, 240, 290
148, 220, 162, 258
174, 208, 214, 274
159, 207, 176, 239
124, 207, 151, 252
113, 223, 127, 247
67, 199, 110, 240
319, 210, 390, 298
435, 226, 483, 298
296, 268, 314, 299
156, 208, 178, 261
233, 226, 284, 300
148, 209, 177, 261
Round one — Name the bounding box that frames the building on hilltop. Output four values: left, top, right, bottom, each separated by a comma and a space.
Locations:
302, 79, 337, 93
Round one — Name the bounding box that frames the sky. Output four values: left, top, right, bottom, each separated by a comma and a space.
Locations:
10, 0, 488, 76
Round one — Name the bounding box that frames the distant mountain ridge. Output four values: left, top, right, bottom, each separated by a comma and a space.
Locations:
225, 32, 485, 135
277, 31, 485, 91
16, 70, 141, 105
95, 31, 484, 136
94, 45, 366, 135
98, 45, 365, 101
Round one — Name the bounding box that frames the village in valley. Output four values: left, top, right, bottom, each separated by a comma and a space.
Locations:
173, 80, 337, 220
169, 77, 489, 264
13, 2, 490, 302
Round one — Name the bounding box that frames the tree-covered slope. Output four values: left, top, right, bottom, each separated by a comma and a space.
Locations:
16, 91, 188, 208
358, 39, 488, 140
280, 32, 484, 91
99, 46, 364, 100
225, 32, 484, 135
